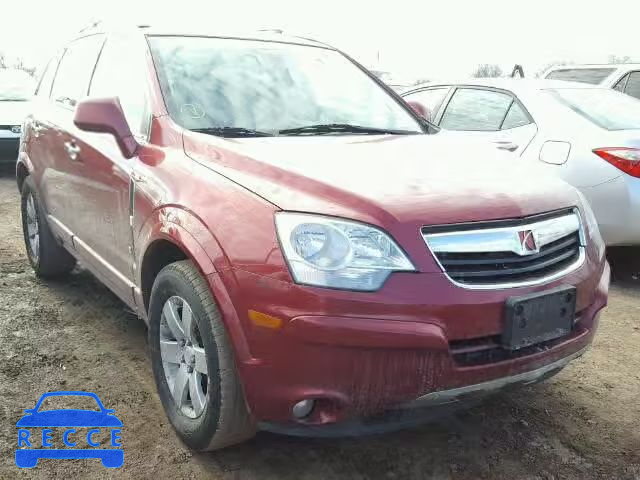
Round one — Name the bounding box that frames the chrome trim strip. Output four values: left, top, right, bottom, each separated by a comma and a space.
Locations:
425, 212, 581, 256
72, 234, 137, 291
405, 346, 588, 409
422, 209, 586, 290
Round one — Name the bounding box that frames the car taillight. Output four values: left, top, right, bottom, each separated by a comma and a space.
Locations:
593, 147, 640, 178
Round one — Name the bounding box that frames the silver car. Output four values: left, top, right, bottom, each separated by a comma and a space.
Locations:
543, 64, 640, 101
402, 79, 640, 246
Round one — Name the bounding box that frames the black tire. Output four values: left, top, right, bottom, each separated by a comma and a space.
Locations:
20, 176, 76, 278
149, 260, 255, 450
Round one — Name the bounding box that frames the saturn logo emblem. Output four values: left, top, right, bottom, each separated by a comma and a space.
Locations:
518, 230, 539, 255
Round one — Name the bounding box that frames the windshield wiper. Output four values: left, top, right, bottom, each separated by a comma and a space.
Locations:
191, 127, 273, 138
278, 123, 420, 136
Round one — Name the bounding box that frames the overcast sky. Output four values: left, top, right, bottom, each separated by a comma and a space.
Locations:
1, 0, 639, 81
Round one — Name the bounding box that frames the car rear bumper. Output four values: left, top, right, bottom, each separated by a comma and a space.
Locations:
581, 174, 640, 245
216, 255, 609, 428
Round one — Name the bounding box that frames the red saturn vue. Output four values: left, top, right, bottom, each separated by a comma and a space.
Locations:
17, 23, 609, 449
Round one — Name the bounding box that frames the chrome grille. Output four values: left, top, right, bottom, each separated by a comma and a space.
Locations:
422, 209, 585, 288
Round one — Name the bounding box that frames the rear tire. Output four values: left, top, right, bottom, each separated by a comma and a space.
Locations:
20, 176, 76, 278
149, 260, 255, 450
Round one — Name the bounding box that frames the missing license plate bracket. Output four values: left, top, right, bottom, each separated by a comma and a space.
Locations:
503, 285, 576, 351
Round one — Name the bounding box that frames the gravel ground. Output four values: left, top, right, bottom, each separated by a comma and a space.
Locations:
0, 169, 639, 479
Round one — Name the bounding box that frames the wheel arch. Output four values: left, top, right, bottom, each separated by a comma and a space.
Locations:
16, 155, 33, 192
136, 206, 254, 364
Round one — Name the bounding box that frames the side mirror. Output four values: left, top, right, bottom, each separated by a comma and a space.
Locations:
74, 97, 138, 159
406, 101, 432, 122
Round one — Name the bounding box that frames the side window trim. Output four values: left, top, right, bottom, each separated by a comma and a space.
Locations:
51, 34, 106, 112
438, 86, 534, 131
500, 96, 534, 130
87, 34, 153, 142
614, 73, 630, 92
432, 86, 456, 125
404, 86, 452, 120
498, 98, 516, 130
623, 71, 640, 95
35, 54, 62, 99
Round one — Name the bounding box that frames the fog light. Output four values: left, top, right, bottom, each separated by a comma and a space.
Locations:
292, 399, 315, 419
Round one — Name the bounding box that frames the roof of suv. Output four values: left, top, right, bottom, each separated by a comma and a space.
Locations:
77, 21, 333, 50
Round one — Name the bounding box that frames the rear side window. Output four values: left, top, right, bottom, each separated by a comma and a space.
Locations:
440, 88, 513, 131
623, 72, 640, 100
501, 102, 531, 129
545, 68, 614, 85
35, 54, 61, 98
613, 73, 628, 92
50, 34, 105, 109
548, 87, 640, 130
89, 35, 150, 138
403, 88, 449, 119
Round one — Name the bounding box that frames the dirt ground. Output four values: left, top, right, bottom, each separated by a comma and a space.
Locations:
0, 169, 639, 480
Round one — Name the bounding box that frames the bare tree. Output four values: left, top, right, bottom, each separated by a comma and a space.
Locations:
471, 64, 503, 78
0, 53, 6, 69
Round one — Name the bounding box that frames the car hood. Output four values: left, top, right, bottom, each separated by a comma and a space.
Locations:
183, 132, 580, 227
0, 100, 31, 125
16, 410, 123, 427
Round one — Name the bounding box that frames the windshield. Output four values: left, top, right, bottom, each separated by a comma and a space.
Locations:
547, 87, 640, 131
0, 70, 35, 101
147, 36, 422, 136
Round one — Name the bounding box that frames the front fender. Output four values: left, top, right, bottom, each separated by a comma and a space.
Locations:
135, 206, 254, 364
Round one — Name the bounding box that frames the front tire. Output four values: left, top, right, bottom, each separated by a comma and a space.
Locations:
148, 260, 255, 450
20, 176, 76, 278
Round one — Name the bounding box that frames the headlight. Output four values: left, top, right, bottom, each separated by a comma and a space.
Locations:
11, 125, 21, 134
275, 213, 415, 291
575, 190, 603, 247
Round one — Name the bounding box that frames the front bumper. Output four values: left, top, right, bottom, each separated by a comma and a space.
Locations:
0, 137, 19, 163
215, 254, 609, 429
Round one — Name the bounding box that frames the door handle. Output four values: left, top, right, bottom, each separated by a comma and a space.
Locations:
494, 141, 519, 152
64, 141, 81, 161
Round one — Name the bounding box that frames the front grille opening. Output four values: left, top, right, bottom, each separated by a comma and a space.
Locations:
436, 232, 581, 286
450, 320, 583, 367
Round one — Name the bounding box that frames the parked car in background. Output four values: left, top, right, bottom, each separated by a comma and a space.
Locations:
0, 69, 35, 163
18, 24, 608, 450
403, 79, 640, 246
543, 64, 640, 100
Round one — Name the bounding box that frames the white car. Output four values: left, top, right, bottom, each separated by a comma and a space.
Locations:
0, 69, 35, 164
543, 64, 640, 101
402, 78, 640, 246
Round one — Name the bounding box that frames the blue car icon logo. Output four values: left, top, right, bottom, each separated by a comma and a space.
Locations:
15, 391, 123, 468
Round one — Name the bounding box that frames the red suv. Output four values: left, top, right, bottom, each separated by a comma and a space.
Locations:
18, 24, 609, 450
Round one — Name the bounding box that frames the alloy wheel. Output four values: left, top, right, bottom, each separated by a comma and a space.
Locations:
159, 296, 209, 418
25, 193, 39, 262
